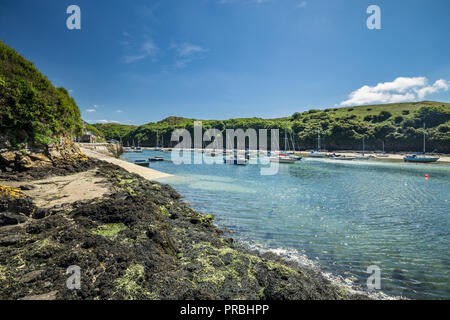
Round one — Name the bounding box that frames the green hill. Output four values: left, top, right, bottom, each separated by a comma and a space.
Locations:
91, 123, 136, 142
94, 101, 450, 153
0, 40, 82, 149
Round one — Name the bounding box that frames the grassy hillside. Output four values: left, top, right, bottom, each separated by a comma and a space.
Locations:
0, 40, 82, 149
94, 101, 450, 153
91, 123, 137, 142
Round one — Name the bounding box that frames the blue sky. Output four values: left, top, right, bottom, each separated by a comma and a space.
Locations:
0, 0, 449, 125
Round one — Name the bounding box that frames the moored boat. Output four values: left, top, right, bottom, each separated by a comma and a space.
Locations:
309, 127, 327, 157
223, 156, 248, 165
403, 153, 439, 163
404, 124, 439, 163
309, 150, 327, 158
355, 135, 370, 160
376, 141, 389, 157
149, 156, 165, 162
269, 156, 297, 164
329, 155, 356, 160
134, 160, 150, 167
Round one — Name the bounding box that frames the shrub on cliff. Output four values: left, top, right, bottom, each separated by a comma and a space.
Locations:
0, 40, 82, 149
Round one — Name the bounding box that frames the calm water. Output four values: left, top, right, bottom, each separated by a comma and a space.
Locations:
123, 151, 450, 299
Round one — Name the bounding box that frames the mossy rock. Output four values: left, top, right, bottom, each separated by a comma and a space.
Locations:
90, 223, 127, 238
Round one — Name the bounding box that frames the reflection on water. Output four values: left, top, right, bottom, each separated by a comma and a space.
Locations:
123, 151, 450, 299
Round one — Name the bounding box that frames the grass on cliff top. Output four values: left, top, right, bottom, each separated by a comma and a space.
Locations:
324, 101, 450, 120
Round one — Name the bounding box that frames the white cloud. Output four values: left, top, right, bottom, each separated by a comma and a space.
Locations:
170, 42, 207, 69
85, 109, 96, 113
172, 42, 205, 57
415, 79, 449, 100
91, 120, 119, 124
116, 110, 123, 113
340, 77, 449, 106
296, 1, 307, 8
124, 39, 159, 64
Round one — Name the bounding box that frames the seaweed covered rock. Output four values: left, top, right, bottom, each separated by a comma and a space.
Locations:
46, 138, 88, 166
0, 185, 34, 226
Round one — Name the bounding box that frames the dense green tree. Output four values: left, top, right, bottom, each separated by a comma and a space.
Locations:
93, 103, 450, 153
0, 40, 82, 148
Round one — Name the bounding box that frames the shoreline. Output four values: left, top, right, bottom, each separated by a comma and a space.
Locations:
117, 149, 398, 299
0, 160, 377, 300
136, 147, 450, 163
299, 150, 450, 163
80, 147, 173, 180
0, 151, 387, 299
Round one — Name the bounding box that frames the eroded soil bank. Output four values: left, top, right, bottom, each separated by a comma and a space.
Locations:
0, 159, 373, 300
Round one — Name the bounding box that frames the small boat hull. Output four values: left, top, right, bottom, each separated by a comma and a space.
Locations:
309, 150, 327, 158
404, 156, 439, 163
134, 161, 150, 167
330, 156, 356, 161
224, 158, 248, 165
270, 157, 297, 164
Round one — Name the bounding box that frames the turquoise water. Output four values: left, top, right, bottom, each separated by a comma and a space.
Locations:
123, 151, 450, 299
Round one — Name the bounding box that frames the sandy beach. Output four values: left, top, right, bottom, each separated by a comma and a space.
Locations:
80, 147, 172, 180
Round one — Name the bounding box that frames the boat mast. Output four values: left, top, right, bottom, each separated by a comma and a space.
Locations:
284, 120, 288, 152
291, 130, 297, 151
362, 135, 365, 156
423, 123, 426, 154
317, 127, 321, 151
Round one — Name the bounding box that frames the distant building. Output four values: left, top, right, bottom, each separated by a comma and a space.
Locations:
79, 129, 97, 143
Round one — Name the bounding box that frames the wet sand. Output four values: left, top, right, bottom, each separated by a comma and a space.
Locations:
80, 147, 173, 180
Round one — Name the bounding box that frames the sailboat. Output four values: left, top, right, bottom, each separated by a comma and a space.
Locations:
286, 129, 302, 160
404, 124, 439, 163
154, 131, 163, 151
377, 141, 388, 157
355, 135, 370, 160
223, 133, 248, 165
270, 121, 298, 163
135, 138, 143, 153
309, 127, 327, 157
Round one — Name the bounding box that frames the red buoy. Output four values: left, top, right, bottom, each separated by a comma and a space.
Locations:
425, 174, 429, 179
